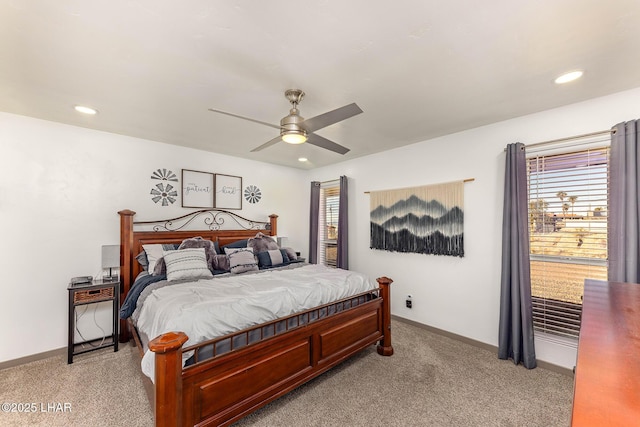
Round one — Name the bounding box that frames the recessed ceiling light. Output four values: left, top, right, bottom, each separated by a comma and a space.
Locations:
298, 157, 308, 162
554, 71, 583, 84
74, 105, 98, 115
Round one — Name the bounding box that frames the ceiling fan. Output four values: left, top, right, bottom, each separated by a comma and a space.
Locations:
208, 89, 362, 155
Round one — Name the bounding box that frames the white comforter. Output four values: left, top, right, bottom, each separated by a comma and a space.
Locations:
137, 264, 375, 380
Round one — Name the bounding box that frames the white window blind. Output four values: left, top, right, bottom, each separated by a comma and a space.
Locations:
318, 181, 340, 268
527, 145, 609, 340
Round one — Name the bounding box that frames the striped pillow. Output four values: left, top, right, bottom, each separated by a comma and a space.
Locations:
228, 248, 259, 274
163, 248, 213, 281
257, 249, 290, 268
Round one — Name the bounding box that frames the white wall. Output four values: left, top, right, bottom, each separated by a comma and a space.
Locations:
310, 87, 640, 369
0, 113, 307, 363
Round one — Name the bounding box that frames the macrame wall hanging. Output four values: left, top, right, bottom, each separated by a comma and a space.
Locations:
369, 180, 470, 257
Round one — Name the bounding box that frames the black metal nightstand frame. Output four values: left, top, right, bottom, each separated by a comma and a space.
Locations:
67, 280, 120, 364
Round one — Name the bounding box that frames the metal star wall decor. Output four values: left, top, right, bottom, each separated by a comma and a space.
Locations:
244, 185, 262, 204
150, 168, 178, 206
151, 168, 179, 181
151, 182, 178, 206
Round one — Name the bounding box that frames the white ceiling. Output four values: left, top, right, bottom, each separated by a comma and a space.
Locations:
2, 1, 640, 169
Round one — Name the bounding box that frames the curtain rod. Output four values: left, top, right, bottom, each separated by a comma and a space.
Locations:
514, 129, 614, 151
364, 178, 474, 194
312, 178, 340, 186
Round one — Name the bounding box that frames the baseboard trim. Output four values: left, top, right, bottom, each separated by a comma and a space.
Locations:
0, 347, 66, 371
391, 315, 573, 377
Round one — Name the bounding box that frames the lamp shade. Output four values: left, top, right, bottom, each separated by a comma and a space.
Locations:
101, 245, 120, 269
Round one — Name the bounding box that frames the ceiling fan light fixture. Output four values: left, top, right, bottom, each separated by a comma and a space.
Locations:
209, 88, 358, 155
281, 130, 307, 144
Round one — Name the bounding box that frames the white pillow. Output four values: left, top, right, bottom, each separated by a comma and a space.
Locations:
142, 244, 165, 274
228, 248, 259, 274
163, 248, 213, 281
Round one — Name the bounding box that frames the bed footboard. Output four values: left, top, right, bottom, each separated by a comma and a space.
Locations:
149, 277, 393, 427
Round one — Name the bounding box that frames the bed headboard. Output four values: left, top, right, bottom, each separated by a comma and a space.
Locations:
118, 209, 277, 341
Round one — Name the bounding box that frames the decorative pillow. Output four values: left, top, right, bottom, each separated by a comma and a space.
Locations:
224, 246, 247, 256
135, 251, 149, 270
257, 249, 290, 268
153, 256, 168, 276
228, 248, 259, 274
247, 232, 279, 254
222, 239, 249, 251
143, 244, 179, 274
163, 248, 213, 281
178, 236, 217, 270
212, 254, 230, 272
281, 247, 298, 262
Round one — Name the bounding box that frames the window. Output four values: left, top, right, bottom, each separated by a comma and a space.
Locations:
527, 145, 609, 340
318, 180, 340, 267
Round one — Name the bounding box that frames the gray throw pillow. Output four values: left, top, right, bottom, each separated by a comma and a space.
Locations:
282, 247, 297, 261
212, 254, 230, 272
178, 236, 217, 271
247, 232, 279, 254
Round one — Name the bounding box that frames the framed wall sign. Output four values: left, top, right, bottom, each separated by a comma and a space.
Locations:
215, 174, 242, 210
181, 169, 214, 208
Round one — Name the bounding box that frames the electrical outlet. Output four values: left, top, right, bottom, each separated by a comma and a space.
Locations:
406, 295, 412, 309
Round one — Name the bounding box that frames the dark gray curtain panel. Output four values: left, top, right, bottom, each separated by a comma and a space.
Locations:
309, 181, 321, 264
499, 143, 536, 369
337, 176, 349, 269
609, 119, 640, 283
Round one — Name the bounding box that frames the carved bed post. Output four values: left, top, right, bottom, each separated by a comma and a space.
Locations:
149, 332, 188, 427
376, 276, 394, 356
269, 214, 278, 236
118, 209, 136, 343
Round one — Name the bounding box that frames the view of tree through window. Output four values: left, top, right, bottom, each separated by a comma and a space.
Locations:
527, 146, 609, 339
319, 184, 340, 267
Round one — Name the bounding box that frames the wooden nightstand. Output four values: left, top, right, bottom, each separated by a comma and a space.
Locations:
67, 279, 120, 364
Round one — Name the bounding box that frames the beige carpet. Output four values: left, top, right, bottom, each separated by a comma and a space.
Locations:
0, 343, 152, 427
0, 320, 573, 426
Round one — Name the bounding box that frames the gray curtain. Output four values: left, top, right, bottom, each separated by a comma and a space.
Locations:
498, 143, 536, 369
609, 119, 640, 283
309, 181, 321, 264
337, 176, 349, 269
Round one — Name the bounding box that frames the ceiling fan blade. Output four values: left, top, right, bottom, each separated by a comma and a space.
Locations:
250, 136, 283, 152
306, 133, 350, 155
208, 108, 281, 130
302, 103, 363, 133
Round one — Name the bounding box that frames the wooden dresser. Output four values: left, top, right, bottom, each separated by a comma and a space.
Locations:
571, 279, 640, 426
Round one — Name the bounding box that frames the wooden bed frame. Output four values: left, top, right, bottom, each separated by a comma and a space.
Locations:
118, 209, 393, 427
